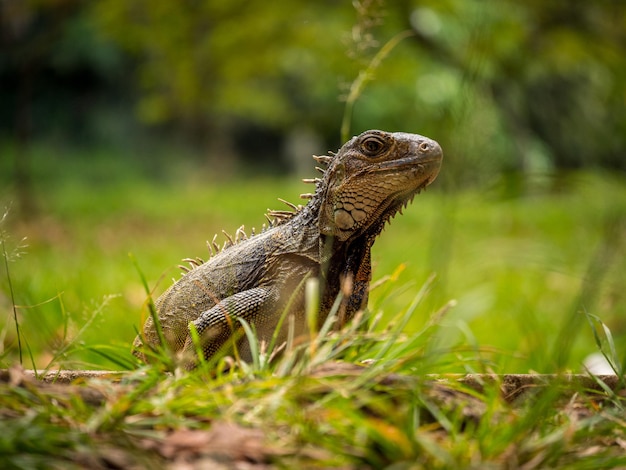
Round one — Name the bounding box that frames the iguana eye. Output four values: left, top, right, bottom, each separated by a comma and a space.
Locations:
360, 136, 386, 156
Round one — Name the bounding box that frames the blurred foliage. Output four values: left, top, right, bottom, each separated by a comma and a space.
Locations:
1, 0, 624, 192
90, 1, 351, 134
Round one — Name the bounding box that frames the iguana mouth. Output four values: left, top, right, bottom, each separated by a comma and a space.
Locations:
376, 154, 442, 170
371, 159, 441, 191
369, 142, 443, 182
357, 158, 441, 181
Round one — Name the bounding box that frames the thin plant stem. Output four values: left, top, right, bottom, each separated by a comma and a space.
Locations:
341, 30, 415, 142
2, 239, 22, 364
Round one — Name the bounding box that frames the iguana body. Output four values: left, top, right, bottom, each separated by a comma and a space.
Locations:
134, 130, 442, 365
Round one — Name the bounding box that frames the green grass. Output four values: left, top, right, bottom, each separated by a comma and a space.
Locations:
1, 306, 626, 468
1, 150, 626, 467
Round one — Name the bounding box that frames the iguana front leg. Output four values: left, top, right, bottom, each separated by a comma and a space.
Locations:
181, 287, 279, 364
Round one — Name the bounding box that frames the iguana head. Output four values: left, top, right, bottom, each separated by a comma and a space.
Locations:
319, 130, 442, 241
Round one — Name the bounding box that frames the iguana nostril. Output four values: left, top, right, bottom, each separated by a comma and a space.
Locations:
419, 142, 430, 152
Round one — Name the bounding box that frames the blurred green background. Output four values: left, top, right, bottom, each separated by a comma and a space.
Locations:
0, 0, 625, 372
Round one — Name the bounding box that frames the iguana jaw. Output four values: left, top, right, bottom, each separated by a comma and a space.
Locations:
353, 180, 431, 243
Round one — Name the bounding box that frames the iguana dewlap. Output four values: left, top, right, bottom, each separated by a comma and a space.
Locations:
134, 130, 442, 366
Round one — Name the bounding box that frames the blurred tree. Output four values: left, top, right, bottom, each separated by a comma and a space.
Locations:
0, 0, 126, 215
89, 0, 362, 166
1, 0, 624, 191
403, 0, 626, 184
1, 0, 80, 215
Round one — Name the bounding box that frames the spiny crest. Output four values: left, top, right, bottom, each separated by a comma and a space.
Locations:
178, 151, 336, 274
263, 152, 333, 226
265, 198, 304, 226
178, 225, 249, 274
178, 257, 205, 273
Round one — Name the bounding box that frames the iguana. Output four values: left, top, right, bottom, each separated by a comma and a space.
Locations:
133, 130, 442, 366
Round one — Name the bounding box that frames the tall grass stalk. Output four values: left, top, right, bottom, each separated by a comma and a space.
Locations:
341, 30, 415, 142
130, 253, 164, 348
1, 209, 29, 367
1, 239, 21, 365
553, 213, 624, 370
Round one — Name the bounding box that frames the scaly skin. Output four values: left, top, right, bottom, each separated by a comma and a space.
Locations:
134, 130, 442, 366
